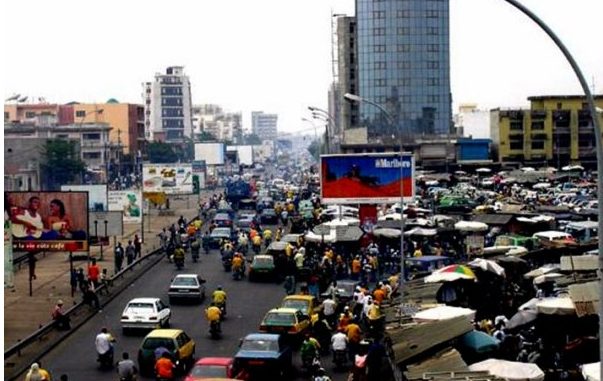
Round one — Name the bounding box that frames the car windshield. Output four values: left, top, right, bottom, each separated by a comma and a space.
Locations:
212, 228, 231, 236
264, 312, 296, 325
241, 339, 279, 352
172, 277, 198, 286
281, 300, 308, 313
216, 214, 230, 220
338, 283, 356, 294
127, 302, 154, 309
142, 338, 175, 351
190, 365, 227, 377
253, 257, 273, 265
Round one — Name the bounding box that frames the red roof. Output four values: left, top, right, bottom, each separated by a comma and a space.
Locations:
195, 357, 233, 366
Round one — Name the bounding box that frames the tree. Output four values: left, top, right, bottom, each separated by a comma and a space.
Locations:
40, 139, 86, 190
198, 131, 217, 142
244, 133, 262, 145
148, 142, 178, 163
307, 139, 321, 161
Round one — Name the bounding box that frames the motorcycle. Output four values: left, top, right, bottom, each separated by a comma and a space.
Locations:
332, 349, 348, 370
97, 349, 114, 370
190, 242, 200, 263
232, 265, 245, 280
209, 320, 221, 339
216, 301, 227, 321
301, 354, 321, 376
222, 255, 232, 272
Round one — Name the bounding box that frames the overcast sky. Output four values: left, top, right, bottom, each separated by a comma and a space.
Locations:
3, 0, 602, 134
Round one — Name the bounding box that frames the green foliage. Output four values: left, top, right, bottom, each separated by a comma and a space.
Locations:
41, 139, 86, 190
198, 131, 217, 142
307, 139, 321, 161
148, 142, 178, 163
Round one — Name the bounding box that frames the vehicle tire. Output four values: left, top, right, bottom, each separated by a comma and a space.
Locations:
248, 273, 255, 282
169, 297, 175, 305
122, 327, 129, 336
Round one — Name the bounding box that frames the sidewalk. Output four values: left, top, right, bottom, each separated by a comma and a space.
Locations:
4, 195, 202, 349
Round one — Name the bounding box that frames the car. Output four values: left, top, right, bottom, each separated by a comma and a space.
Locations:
168, 274, 206, 304
324, 280, 360, 304
280, 294, 322, 323
138, 329, 195, 376
120, 298, 171, 334
209, 227, 233, 249
214, 213, 233, 228
259, 308, 311, 341
248, 255, 276, 282
185, 357, 237, 380
236, 215, 255, 233
233, 333, 292, 378
260, 208, 279, 224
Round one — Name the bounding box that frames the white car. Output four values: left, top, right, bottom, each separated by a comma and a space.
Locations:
120, 298, 171, 333
168, 274, 206, 304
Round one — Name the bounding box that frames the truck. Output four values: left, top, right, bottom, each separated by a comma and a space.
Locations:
225, 179, 252, 209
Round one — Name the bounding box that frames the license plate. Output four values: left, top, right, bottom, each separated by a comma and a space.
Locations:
248, 360, 265, 366
179, 290, 189, 293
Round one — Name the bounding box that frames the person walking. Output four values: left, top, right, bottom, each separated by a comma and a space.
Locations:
134, 234, 142, 258
114, 242, 124, 273
125, 240, 135, 266
87, 258, 100, 288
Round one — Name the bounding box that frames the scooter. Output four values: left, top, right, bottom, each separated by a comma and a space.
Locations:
222, 256, 232, 272
97, 349, 114, 370
332, 349, 348, 370
232, 266, 244, 280
209, 320, 221, 339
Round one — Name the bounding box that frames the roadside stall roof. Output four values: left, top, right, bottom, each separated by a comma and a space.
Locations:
472, 214, 514, 226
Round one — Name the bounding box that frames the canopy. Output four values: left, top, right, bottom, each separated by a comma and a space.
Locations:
459, 330, 500, 353
373, 228, 401, 238
468, 359, 544, 381
404, 227, 438, 237
424, 264, 476, 283
413, 305, 476, 322
506, 309, 538, 330
524, 264, 560, 279
582, 362, 600, 381
562, 165, 584, 171
476, 168, 492, 173
455, 221, 488, 232
468, 258, 505, 277
536, 296, 576, 316
533, 272, 564, 285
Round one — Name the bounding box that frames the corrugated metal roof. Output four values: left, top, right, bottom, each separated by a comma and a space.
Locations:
472, 214, 514, 226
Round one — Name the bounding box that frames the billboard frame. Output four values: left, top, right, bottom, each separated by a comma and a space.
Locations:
320, 152, 414, 205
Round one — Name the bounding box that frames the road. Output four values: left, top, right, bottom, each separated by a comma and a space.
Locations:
40, 220, 351, 381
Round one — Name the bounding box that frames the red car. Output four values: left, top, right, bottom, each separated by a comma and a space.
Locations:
185, 357, 243, 380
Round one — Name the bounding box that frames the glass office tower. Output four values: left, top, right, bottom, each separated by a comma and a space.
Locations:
356, 0, 451, 139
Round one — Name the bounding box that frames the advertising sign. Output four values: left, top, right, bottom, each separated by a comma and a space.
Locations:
5, 191, 89, 252
320, 153, 414, 204
142, 164, 193, 194
61, 184, 108, 211
89, 211, 124, 237
194, 143, 225, 165
108, 190, 142, 223
192, 160, 207, 192
4, 218, 14, 288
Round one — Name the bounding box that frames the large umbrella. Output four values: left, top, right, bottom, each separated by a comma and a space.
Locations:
454, 221, 488, 232
533, 272, 564, 285
459, 330, 500, 353
469, 359, 545, 381
404, 227, 438, 237
373, 228, 401, 238
468, 258, 505, 277
413, 305, 476, 322
582, 362, 599, 381
505, 309, 538, 330
424, 264, 476, 283
476, 167, 492, 173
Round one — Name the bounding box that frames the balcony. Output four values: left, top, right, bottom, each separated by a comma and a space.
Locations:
531, 110, 546, 119
553, 126, 570, 134
552, 110, 571, 128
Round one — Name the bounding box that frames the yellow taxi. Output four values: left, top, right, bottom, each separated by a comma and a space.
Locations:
138, 328, 196, 376
259, 308, 311, 342
280, 295, 323, 324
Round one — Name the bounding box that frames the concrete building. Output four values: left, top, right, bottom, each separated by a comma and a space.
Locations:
454, 104, 490, 139
192, 104, 242, 143
490, 95, 603, 168
333, 16, 358, 145
251, 111, 278, 141
143, 66, 193, 142
352, 0, 452, 139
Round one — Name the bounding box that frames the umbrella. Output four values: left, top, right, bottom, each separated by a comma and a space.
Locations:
424, 264, 476, 283
404, 227, 437, 237
469, 359, 544, 381
413, 305, 476, 322
468, 258, 505, 277
459, 330, 500, 353
454, 221, 488, 232
476, 168, 492, 173
536, 296, 576, 316
373, 228, 401, 238
524, 264, 560, 279
505, 309, 538, 330
533, 272, 564, 285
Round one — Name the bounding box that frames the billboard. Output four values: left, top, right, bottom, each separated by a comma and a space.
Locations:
4, 219, 14, 288
108, 190, 143, 223
194, 143, 225, 165
320, 153, 414, 204
142, 164, 193, 194
61, 184, 108, 211
5, 191, 89, 252
227, 145, 254, 166
89, 211, 124, 237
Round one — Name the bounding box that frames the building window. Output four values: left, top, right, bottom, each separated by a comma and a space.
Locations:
427, 44, 439, 52
56, 134, 69, 139
398, 61, 411, 69
373, 28, 386, 36
26, 111, 36, 118
531, 141, 545, 150
427, 78, 439, 86
427, 95, 440, 103
374, 45, 386, 53
375, 79, 387, 87
510, 121, 523, 131
372, 10, 385, 19
427, 27, 439, 35
531, 121, 544, 130
510, 140, 524, 150
82, 133, 101, 140
83, 152, 101, 159
75, 110, 86, 118
375, 61, 387, 69
397, 10, 411, 18
427, 61, 439, 69
397, 27, 410, 35
426, 10, 439, 18
397, 44, 411, 52
398, 78, 411, 86
4, 112, 9, 120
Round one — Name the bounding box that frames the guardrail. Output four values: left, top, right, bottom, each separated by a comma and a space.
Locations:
4, 245, 166, 381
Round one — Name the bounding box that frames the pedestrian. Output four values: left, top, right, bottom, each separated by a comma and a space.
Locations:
114, 242, 124, 273
126, 240, 135, 266
27, 252, 37, 280
99, 268, 110, 295
82, 281, 100, 310
134, 234, 142, 258
87, 258, 100, 287
52, 299, 70, 330
69, 268, 78, 296
76, 268, 86, 293
366, 337, 386, 379
25, 362, 43, 381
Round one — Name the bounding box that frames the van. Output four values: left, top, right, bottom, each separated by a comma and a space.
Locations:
138, 329, 195, 375
565, 221, 598, 244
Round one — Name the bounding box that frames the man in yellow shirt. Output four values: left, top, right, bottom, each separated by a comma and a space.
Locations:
285, 242, 293, 257
205, 303, 222, 332
351, 257, 362, 280
262, 229, 272, 247
212, 286, 227, 309
252, 235, 262, 254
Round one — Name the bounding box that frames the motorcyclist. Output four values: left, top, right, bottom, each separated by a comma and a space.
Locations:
155, 352, 176, 380
95, 327, 115, 367
173, 245, 185, 269
262, 228, 272, 248
190, 238, 200, 261
205, 302, 222, 332
212, 286, 227, 316
116, 352, 138, 381
331, 328, 348, 363
231, 253, 245, 278
313, 367, 333, 381
300, 333, 321, 370
251, 234, 262, 254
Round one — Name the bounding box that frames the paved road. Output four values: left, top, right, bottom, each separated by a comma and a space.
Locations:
40, 222, 351, 381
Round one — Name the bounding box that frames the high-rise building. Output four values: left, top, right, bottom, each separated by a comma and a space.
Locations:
345, 0, 452, 140
251, 111, 278, 141
192, 105, 242, 143
143, 66, 193, 143
334, 16, 358, 143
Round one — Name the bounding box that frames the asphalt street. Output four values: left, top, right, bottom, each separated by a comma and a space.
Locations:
40, 220, 351, 381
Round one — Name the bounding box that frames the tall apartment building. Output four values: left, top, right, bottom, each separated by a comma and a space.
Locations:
337, 0, 452, 140
251, 111, 278, 141
4, 100, 144, 155
491, 95, 603, 168
192, 104, 242, 143
334, 16, 358, 143
143, 66, 193, 143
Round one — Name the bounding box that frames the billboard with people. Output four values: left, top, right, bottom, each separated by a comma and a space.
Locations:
142, 164, 193, 194
320, 153, 414, 204
5, 191, 89, 252
61, 184, 108, 211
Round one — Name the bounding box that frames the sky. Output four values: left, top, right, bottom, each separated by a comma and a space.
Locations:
3, 0, 602, 134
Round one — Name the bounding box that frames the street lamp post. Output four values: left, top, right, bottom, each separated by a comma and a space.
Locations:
344, 92, 407, 292
499, 0, 603, 374
309, 106, 337, 154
